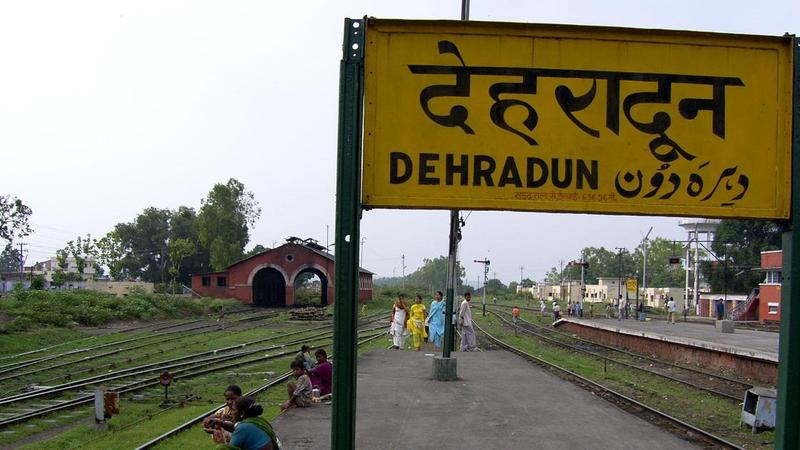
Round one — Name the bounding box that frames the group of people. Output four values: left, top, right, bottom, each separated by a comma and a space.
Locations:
202, 386, 278, 450
202, 345, 334, 450
389, 291, 477, 352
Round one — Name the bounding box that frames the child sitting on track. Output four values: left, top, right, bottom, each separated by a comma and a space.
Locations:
281, 360, 313, 411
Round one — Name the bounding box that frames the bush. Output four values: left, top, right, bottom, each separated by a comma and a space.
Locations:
0, 289, 223, 330
29, 276, 45, 290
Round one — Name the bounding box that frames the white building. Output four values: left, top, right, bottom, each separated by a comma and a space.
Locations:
36, 256, 96, 281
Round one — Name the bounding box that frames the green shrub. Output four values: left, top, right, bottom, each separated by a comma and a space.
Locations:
0, 289, 223, 330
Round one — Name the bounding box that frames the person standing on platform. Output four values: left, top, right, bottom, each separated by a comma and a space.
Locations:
389, 295, 409, 349
552, 301, 561, 321
428, 291, 445, 348
511, 306, 521, 325
716, 298, 725, 320
667, 297, 676, 324
683, 304, 689, 321
407, 295, 428, 351
458, 292, 476, 351
576, 301, 583, 318
617, 295, 624, 321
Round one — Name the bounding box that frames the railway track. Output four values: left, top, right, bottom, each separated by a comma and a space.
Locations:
134, 331, 386, 450
0, 313, 277, 395
0, 309, 274, 376
0, 314, 387, 429
486, 308, 751, 402
474, 321, 745, 450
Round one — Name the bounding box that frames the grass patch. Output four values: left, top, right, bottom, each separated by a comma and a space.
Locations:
0, 290, 241, 331
0, 327, 89, 358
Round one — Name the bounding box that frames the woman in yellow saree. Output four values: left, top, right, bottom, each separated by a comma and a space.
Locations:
407, 295, 428, 351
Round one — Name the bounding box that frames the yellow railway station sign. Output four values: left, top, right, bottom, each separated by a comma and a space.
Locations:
362, 19, 794, 219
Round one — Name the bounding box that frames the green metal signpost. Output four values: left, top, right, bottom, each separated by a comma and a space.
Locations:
331, 17, 364, 450
334, 17, 798, 449
776, 36, 800, 450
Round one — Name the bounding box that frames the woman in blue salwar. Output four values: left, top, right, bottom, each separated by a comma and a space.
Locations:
428, 291, 445, 348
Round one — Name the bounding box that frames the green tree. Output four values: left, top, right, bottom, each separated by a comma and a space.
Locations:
404, 255, 466, 291
484, 278, 507, 295
0, 243, 22, 273
197, 178, 261, 271
702, 219, 781, 293
65, 234, 98, 279
113, 208, 172, 282
96, 232, 126, 280
632, 237, 685, 287
508, 281, 519, 294
0, 195, 33, 243
168, 238, 196, 283
169, 206, 209, 283
244, 244, 268, 258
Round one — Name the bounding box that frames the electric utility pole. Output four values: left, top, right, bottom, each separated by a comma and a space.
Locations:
18, 242, 27, 284
401, 254, 406, 289
642, 226, 653, 308
615, 247, 625, 301
474, 258, 490, 316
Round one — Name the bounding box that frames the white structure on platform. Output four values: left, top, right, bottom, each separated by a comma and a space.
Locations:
679, 218, 720, 310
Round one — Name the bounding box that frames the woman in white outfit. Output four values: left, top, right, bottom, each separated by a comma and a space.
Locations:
390, 295, 409, 349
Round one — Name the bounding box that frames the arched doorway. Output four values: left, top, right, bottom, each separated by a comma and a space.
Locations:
293, 268, 328, 306
253, 267, 286, 307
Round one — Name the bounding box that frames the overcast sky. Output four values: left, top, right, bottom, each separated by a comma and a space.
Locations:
1, 1, 796, 285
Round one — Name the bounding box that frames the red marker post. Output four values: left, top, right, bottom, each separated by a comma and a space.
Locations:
159, 371, 173, 405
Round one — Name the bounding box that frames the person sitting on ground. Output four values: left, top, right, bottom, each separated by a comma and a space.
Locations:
308, 348, 333, 397
282, 360, 313, 411
215, 396, 278, 450
203, 384, 242, 444
294, 345, 316, 371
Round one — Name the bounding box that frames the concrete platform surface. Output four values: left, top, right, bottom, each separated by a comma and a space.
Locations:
271, 349, 692, 449
566, 317, 779, 362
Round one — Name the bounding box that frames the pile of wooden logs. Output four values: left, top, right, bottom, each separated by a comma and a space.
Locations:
289, 307, 328, 321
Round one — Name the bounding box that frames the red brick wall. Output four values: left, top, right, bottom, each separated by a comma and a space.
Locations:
759, 250, 782, 323
761, 250, 782, 269
759, 284, 781, 323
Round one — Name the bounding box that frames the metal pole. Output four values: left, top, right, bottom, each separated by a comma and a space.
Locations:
693, 230, 700, 310
685, 243, 691, 310
331, 17, 364, 450
776, 35, 799, 450
443, 210, 459, 358
442, 0, 470, 356
643, 226, 652, 300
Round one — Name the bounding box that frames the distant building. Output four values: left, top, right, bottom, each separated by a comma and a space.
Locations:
190, 238, 373, 306
35, 256, 96, 281
758, 250, 782, 323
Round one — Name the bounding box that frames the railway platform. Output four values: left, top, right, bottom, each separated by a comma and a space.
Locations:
559, 316, 779, 385
563, 316, 778, 361
271, 349, 690, 449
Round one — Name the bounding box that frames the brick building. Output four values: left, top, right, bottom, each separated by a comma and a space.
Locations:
190, 238, 373, 306
759, 250, 782, 323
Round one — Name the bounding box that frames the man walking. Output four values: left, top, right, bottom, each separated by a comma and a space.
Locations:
458, 292, 476, 352
667, 297, 676, 324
